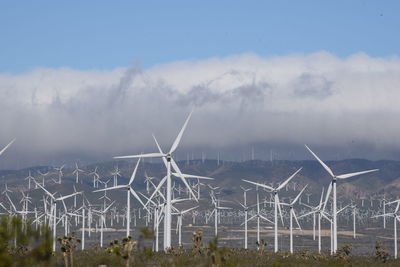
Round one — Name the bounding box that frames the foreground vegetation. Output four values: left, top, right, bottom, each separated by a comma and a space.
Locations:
1, 216, 400, 266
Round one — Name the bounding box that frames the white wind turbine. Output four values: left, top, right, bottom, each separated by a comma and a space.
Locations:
243, 167, 302, 252
88, 167, 100, 188
25, 171, 35, 190
144, 172, 156, 195
305, 144, 379, 252
111, 165, 122, 187
301, 187, 325, 241
113, 111, 198, 250
54, 164, 65, 184
299, 187, 331, 253
208, 193, 232, 236
240, 186, 251, 249
281, 185, 307, 253
2, 183, 12, 196
94, 158, 147, 237
37, 170, 50, 186
174, 206, 199, 247
6, 193, 32, 220
73, 163, 85, 184
35, 181, 83, 251
19, 191, 32, 219
93, 201, 115, 247
240, 188, 273, 248
373, 201, 400, 259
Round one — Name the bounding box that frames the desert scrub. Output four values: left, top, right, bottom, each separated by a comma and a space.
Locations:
192, 229, 204, 255
108, 236, 136, 267
0, 215, 52, 267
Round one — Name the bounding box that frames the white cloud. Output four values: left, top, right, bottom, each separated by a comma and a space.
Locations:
1, 51, 400, 167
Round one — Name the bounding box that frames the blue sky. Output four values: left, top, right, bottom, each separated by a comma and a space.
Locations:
1, 1, 399, 73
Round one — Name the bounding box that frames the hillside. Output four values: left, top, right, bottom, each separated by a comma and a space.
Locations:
0, 159, 399, 209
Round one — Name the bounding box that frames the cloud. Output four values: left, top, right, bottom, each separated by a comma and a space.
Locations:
0, 51, 400, 167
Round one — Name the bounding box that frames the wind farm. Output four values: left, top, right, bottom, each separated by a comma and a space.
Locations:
1, 1, 400, 266
1, 111, 400, 266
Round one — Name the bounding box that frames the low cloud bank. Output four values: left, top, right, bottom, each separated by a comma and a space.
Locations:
0, 52, 399, 168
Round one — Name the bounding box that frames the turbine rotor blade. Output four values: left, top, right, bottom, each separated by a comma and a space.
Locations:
57, 191, 82, 201
277, 167, 303, 191
276, 194, 284, 226
152, 134, 168, 168
171, 158, 198, 201
182, 206, 199, 214
293, 210, 302, 230
146, 176, 167, 205
336, 169, 379, 179
321, 212, 332, 223
259, 214, 274, 224
322, 182, 332, 212
114, 152, 165, 159
305, 145, 335, 178
241, 214, 257, 226
172, 173, 214, 180
169, 111, 193, 154
298, 210, 316, 219
128, 158, 141, 185
0, 139, 15, 157
130, 188, 148, 211
396, 202, 400, 214
242, 179, 274, 191
318, 187, 325, 209
291, 184, 308, 205
93, 185, 127, 192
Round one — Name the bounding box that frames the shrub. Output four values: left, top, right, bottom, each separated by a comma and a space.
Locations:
256, 239, 267, 255
335, 243, 352, 259
374, 240, 389, 263
108, 236, 136, 267
0, 215, 52, 267
58, 232, 81, 267
192, 229, 204, 255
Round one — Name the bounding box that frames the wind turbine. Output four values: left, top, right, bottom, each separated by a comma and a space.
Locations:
144, 172, 156, 195
111, 164, 122, 187
35, 181, 82, 251
174, 206, 199, 247
54, 164, 65, 184
72, 163, 85, 184
302, 187, 325, 241
113, 111, 198, 250
243, 167, 302, 252
93, 201, 115, 247
373, 201, 400, 259
305, 144, 379, 252
208, 193, 231, 236
2, 183, 12, 196
240, 186, 251, 249
37, 170, 50, 187
240, 188, 273, 248
299, 187, 330, 253
281, 185, 307, 253
94, 158, 147, 237
25, 171, 35, 190
88, 167, 100, 188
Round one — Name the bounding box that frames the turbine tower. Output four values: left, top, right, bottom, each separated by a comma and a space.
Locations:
114, 111, 198, 250
243, 167, 302, 252
94, 159, 146, 237
305, 144, 379, 252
